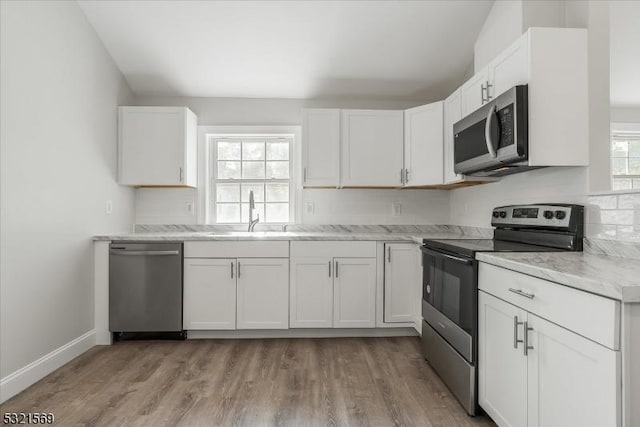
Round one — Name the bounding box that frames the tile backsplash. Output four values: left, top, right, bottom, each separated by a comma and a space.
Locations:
586, 192, 640, 242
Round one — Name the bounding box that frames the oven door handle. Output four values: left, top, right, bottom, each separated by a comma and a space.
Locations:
420, 246, 473, 265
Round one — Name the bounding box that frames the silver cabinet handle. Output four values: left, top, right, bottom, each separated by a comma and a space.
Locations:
179, 167, 183, 183
109, 250, 179, 256
508, 288, 535, 299
400, 168, 404, 185
231, 261, 234, 278
513, 316, 523, 349
237, 261, 241, 278
486, 81, 493, 100
387, 246, 391, 263
484, 105, 498, 158
405, 169, 409, 184
328, 260, 332, 277
524, 321, 534, 356
335, 260, 339, 278
303, 167, 307, 183
481, 83, 487, 103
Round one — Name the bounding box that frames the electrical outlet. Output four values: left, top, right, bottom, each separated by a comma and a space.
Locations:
304, 202, 315, 214
392, 203, 401, 217
186, 201, 194, 214
105, 200, 113, 214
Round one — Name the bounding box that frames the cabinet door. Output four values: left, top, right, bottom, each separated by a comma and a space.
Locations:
183, 258, 236, 330
404, 102, 444, 186
236, 258, 289, 329
302, 108, 340, 187
488, 34, 529, 101
341, 110, 404, 187
118, 107, 190, 186
460, 67, 489, 117
478, 291, 528, 427
333, 258, 376, 328
443, 89, 463, 184
290, 257, 333, 328
527, 313, 619, 427
383, 244, 419, 323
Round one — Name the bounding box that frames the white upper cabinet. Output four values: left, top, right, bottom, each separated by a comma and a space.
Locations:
443, 89, 463, 184
488, 34, 529, 100
403, 102, 444, 186
341, 110, 404, 187
302, 108, 340, 187
118, 106, 197, 187
460, 67, 489, 117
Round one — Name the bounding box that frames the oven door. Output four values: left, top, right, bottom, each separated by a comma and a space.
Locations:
421, 246, 476, 362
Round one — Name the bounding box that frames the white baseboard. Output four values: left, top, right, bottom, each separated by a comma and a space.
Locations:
0, 330, 95, 403
187, 327, 418, 340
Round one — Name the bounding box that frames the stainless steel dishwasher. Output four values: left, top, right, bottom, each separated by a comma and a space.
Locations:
109, 241, 184, 339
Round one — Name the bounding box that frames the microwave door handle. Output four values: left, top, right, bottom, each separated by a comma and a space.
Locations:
485, 104, 498, 158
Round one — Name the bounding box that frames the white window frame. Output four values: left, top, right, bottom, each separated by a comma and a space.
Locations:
196, 126, 302, 225
611, 122, 640, 191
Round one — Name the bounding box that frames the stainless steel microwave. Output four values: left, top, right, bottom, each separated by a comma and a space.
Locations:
453, 85, 532, 177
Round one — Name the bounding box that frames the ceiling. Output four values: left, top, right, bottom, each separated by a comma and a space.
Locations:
78, 0, 493, 101
610, 1, 640, 108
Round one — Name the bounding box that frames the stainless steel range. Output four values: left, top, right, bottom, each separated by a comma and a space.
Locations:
420, 204, 584, 415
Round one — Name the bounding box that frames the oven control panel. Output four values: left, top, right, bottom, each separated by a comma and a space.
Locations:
491, 204, 578, 229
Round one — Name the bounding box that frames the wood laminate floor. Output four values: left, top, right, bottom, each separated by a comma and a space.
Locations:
1, 337, 496, 427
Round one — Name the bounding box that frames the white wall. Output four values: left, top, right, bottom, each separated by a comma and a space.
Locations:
473, 1, 564, 71
0, 0, 134, 384
133, 96, 451, 225
450, 167, 588, 228
612, 107, 640, 124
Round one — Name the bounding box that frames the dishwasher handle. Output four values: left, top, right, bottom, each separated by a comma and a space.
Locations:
110, 250, 180, 256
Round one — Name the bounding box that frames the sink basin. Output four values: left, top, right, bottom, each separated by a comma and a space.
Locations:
208, 231, 289, 237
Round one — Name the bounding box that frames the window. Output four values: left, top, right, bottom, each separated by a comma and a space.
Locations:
210, 135, 292, 224
611, 132, 640, 191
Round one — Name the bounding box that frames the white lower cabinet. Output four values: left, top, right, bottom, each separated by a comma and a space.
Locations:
184, 258, 237, 330
289, 241, 377, 329
383, 243, 420, 323
478, 291, 529, 427
236, 258, 289, 330
333, 258, 376, 328
290, 257, 333, 328
527, 314, 619, 427
479, 264, 620, 427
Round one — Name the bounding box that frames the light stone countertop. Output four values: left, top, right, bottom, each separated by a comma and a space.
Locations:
92, 230, 481, 244
476, 252, 640, 303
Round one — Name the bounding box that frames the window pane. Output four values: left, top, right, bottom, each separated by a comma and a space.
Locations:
218, 141, 241, 160
242, 141, 265, 160
266, 161, 289, 179
613, 178, 632, 191
218, 161, 241, 179
612, 158, 627, 175
267, 142, 289, 160
216, 183, 240, 202
612, 140, 628, 157
629, 159, 640, 175
242, 161, 265, 179
217, 204, 240, 223
629, 140, 640, 157
266, 203, 289, 223
241, 183, 264, 202
241, 203, 264, 223
266, 183, 289, 202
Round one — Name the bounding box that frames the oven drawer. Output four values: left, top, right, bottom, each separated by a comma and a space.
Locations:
478, 262, 620, 350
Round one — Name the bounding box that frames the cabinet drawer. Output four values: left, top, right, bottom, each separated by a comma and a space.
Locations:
290, 241, 376, 258
185, 241, 289, 258
478, 263, 620, 349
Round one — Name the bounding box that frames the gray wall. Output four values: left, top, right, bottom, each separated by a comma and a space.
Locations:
0, 1, 135, 378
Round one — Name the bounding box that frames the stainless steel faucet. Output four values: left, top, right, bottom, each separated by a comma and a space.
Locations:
248, 190, 259, 232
